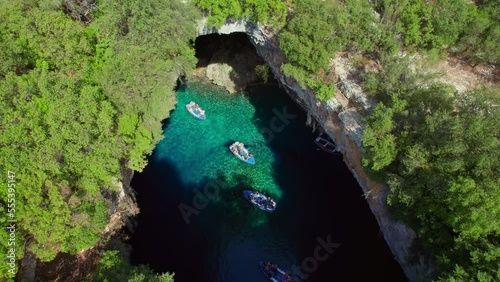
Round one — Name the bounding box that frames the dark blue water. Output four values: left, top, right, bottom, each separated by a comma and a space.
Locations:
129, 82, 406, 282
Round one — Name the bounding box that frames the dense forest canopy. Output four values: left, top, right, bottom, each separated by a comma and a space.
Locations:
0, 0, 198, 280
362, 58, 499, 281
194, 0, 289, 28
1, 0, 498, 281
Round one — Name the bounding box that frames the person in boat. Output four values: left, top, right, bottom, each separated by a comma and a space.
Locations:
238, 143, 245, 155
267, 199, 274, 210
266, 197, 273, 210
231, 143, 239, 154
232, 142, 241, 155
252, 194, 259, 204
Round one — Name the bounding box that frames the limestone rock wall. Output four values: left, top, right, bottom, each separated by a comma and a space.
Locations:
198, 20, 428, 281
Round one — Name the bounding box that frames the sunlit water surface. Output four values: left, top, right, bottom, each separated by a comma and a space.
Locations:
129, 82, 406, 282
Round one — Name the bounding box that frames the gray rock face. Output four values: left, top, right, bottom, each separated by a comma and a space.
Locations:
197, 19, 428, 281
205, 63, 238, 93
332, 57, 377, 112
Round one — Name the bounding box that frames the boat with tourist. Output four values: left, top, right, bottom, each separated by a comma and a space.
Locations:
243, 190, 276, 213
229, 141, 255, 164
186, 101, 206, 120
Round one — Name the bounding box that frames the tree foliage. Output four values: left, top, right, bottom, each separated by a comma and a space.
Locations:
194, 0, 289, 27
0, 0, 199, 279
454, 0, 500, 65
94, 250, 175, 282
375, 0, 500, 64
1, 0, 499, 280
278, 0, 378, 101
362, 57, 500, 281
255, 64, 270, 83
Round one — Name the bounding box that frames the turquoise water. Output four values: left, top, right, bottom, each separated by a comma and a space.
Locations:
153, 81, 283, 226
130, 82, 406, 282
155, 82, 281, 195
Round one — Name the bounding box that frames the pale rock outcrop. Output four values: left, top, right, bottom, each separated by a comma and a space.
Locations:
206, 63, 238, 93
331, 56, 377, 112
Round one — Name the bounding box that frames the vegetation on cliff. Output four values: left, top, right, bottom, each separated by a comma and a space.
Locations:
1, 0, 498, 280
279, 0, 377, 101
0, 0, 198, 279
195, 0, 500, 280
194, 0, 288, 28
278, 0, 498, 101
95, 250, 174, 282
362, 56, 499, 281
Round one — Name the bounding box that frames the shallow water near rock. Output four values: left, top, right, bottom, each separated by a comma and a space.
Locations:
129, 82, 406, 281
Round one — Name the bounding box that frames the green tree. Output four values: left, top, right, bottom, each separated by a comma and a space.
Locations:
362, 56, 500, 280
194, 0, 288, 27
255, 64, 269, 83
94, 250, 175, 282
0, 0, 200, 278
362, 103, 398, 173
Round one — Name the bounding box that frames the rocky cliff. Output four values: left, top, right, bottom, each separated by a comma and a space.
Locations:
17, 168, 139, 281
198, 18, 428, 281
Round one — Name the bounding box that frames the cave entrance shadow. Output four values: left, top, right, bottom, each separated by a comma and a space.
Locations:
243, 84, 407, 281
128, 154, 273, 281
194, 33, 276, 91
129, 52, 407, 280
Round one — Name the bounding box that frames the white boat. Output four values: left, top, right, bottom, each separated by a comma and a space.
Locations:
185, 101, 206, 120
229, 141, 255, 164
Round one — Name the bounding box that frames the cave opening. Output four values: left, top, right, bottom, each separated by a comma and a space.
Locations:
193, 32, 276, 92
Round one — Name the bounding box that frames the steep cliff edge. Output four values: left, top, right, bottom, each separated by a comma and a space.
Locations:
198, 19, 428, 281
17, 168, 139, 281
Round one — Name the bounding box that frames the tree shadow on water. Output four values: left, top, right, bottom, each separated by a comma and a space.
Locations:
128, 157, 210, 281
196, 172, 270, 232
